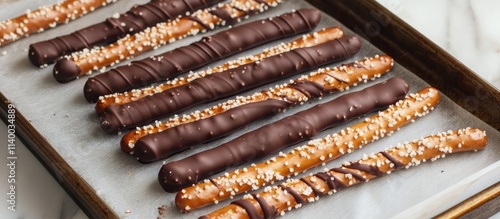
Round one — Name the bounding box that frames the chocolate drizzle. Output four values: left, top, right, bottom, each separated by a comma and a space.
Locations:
314, 172, 345, 191
268, 160, 389, 214
278, 185, 306, 205
300, 178, 322, 197
29, 0, 224, 67
288, 80, 329, 99
208, 7, 237, 25
187, 15, 211, 30
344, 162, 384, 177
380, 151, 405, 168
252, 194, 278, 219
209, 178, 220, 191
83, 9, 321, 102
330, 167, 366, 182
230, 194, 278, 219
157, 77, 409, 191
253, 0, 270, 5
231, 199, 264, 219
100, 35, 362, 133
293, 153, 401, 197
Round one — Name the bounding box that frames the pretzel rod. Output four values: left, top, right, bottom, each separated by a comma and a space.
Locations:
201, 128, 487, 219
82, 9, 321, 101
94, 26, 344, 114
0, 0, 119, 47
52, 0, 282, 81
156, 77, 408, 188
175, 87, 440, 212
28, 0, 225, 67
120, 55, 392, 154
100, 35, 361, 134
95, 27, 344, 115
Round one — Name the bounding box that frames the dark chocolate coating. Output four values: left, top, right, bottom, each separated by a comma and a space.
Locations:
100, 36, 362, 133
28, 0, 224, 67
132, 82, 330, 163
136, 99, 292, 160
157, 77, 409, 192
83, 9, 321, 102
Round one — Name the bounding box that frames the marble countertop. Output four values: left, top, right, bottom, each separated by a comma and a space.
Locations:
378, 0, 500, 89
0, 0, 499, 218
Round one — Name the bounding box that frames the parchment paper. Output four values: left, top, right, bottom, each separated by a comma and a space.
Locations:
0, 0, 498, 218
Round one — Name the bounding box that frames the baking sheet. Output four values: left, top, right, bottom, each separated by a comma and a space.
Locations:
0, 0, 499, 218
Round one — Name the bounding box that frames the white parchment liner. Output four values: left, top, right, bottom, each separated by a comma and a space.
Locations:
0, 0, 498, 218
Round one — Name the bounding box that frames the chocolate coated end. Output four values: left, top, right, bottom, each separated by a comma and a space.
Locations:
84, 78, 110, 103
159, 164, 191, 192
135, 136, 163, 163
297, 8, 321, 28
28, 41, 61, 67
99, 105, 125, 134
338, 35, 362, 56
53, 58, 82, 83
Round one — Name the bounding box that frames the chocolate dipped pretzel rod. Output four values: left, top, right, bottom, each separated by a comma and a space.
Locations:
52, 0, 282, 82
201, 128, 488, 219
100, 35, 362, 134
82, 9, 321, 100
94, 26, 344, 114
121, 55, 392, 154
156, 77, 409, 187
29, 0, 225, 67
175, 87, 440, 212
0, 0, 119, 47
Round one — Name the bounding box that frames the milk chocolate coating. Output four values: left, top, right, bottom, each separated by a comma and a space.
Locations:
157, 77, 409, 192
100, 36, 361, 133
83, 9, 321, 102
29, 0, 224, 67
